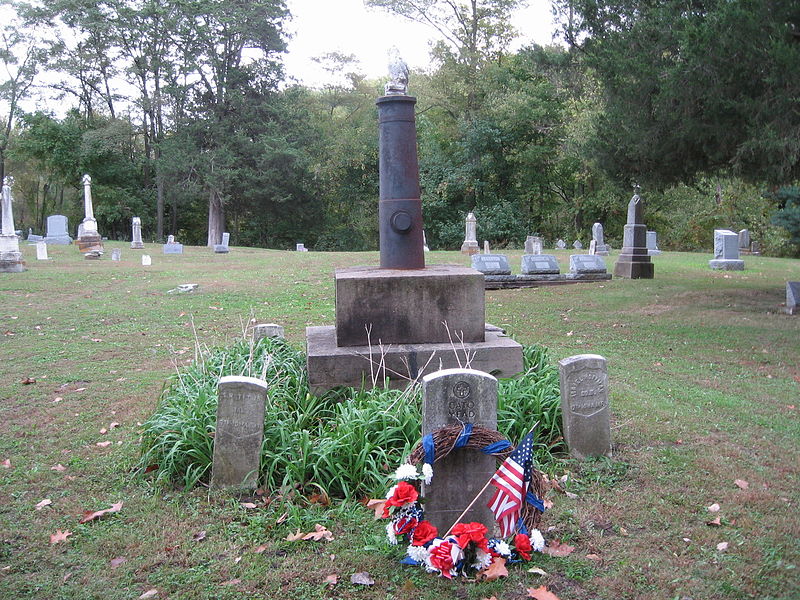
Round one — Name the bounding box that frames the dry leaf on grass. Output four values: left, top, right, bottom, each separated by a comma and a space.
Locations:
21, 377, 36, 385
220, 579, 241, 586
324, 574, 338, 586
586, 553, 602, 562
734, 479, 749, 490
110, 557, 127, 569
542, 540, 575, 557
192, 530, 206, 542
350, 572, 374, 586
301, 524, 333, 542
96, 441, 112, 448
285, 529, 305, 542
139, 590, 158, 599
109, 422, 120, 429
100, 428, 107, 435
707, 517, 721, 527
35, 499, 52, 510
717, 541, 729, 551
79, 502, 123, 524
477, 557, 508, 582
482, 597, 499, 600
1, 458, 10, 468
240, 502, 258, 509
528, 585, 561, 600
707, 503, 721, 512
366, 498, 386, 520
50, 530, 72, 544
528, 566, 549, 576
309, 491, 330, 506
51, 464, 67, 472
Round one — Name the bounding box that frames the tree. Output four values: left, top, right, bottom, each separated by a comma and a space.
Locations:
553, 0, 800, 185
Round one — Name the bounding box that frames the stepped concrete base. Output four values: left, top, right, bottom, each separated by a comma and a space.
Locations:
335, 265, 485, 347
306, 324, 523, 393
130, 241, 144, 249
484, 273, 611, 289
0, 250, 25, 273
613, 259, 654, 279
76, 233, 103, 253
709, 259, 744, 271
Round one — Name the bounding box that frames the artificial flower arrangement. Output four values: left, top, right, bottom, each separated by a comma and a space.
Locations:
381, 463, 546, 579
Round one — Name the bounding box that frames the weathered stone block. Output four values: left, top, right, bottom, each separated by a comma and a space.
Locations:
558, 354, 612, 459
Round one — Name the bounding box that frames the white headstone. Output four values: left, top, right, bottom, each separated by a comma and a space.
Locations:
460, 212, 479, 254
44, 215, 72, 244
709, 229, 744, 270
131, 217, 144, 249
36, 241, 48, 260
111, 248, 121, 261
142, 254, 151, 266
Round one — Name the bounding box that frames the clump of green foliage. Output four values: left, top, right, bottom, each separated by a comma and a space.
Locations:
138, 338, 564, 498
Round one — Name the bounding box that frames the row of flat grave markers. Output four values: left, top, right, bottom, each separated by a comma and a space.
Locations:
472, 252, 609, 278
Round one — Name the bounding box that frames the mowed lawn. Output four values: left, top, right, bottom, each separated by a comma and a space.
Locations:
1, 242, 798, 600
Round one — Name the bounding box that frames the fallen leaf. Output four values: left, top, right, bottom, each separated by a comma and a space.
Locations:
240, 502, 258, 509
482, 597, 499, 600
350, 572, 374, 586
79, 501, 123, 524
565, 491, 578, 499
192, 530, 206, 542
566, 331, 574, 336
285, 529, 304, 542
734, 479, 749, 490
324, 574, 338, 586
477, 557, 508, 582
400, 579, 416, 592
143, 464, 159, 474
110, 557, 127, 569
96, 441, 112, 448
220, 579, 241, 586
99, 428, 108, 435
275, 512, 288, 525
21, 377, 36, 385
717, 541, 729, 551
74, 388, 86, 392
139, 590, 158, 599
51, 464, 67, 472
528, 566, 549, 576
1, 458, 10, 468
586, 553, 602, 562
366, 498, 386, 520
109, 422, 120, 429
302, 524, 334, 542
50, 530, 72, 544
35, 499, 52, 510
253, 544, 268, 553
707, 517, 721, 527
309, 491, 330, 506
542, 540, 575, 557
528, 585, 561, 600
91, 338, 102, 343
707, 503, 721, 513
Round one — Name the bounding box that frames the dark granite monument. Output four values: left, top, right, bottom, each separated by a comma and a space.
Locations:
613, 186, 654, 279
306, 57, 523, 392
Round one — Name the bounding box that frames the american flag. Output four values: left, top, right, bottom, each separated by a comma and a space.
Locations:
487, 431, 535, 538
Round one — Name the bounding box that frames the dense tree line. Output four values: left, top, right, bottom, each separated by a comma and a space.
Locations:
1, 0, 798, 255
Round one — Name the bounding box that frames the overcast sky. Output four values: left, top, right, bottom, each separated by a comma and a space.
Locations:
283, 0, 560, 88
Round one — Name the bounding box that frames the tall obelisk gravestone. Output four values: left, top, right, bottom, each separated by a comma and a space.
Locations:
76, 174, 104, 253
0, 177, 25, 273
305, 52, 522, 391
613, 185, 654, 279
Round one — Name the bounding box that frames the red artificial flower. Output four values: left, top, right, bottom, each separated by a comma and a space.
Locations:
382, 481, 419, 517
514, 533, 533, 561
428, 540, 457, 579
411, 520, 438, 546
393, 516, 418, 536
451, 521, 489, 552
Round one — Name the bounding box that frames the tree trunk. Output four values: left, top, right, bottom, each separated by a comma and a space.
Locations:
207, 188, 224, 247
156, 168, 165, 241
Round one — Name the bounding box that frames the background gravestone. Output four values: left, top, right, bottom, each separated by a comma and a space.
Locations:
785, 281, 799, 315
555, 239, 566, 249
558, 354, 612, 459
214, 232, 230, 253
130, 217, 144, 249
422, 369, 498, 533
461, 212, 479, 255
211, 376, 269, 489
646, 231, 661, 255
253, 323, 285, 342
163, 235, 183, 254
471, 253, 511, 275
520, 254, 560, 274
36, 241, 48, 260
570, 254, 607, 274
709, 229, 744, 270
44, 215, 72, 245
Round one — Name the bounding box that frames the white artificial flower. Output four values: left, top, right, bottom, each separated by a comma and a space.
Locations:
406, 544, 430, 563
493, 540, 511, 557
422, 463, 433, 485
529, 529, 545, 552
385, 484, 397, 499
394, 463, 419, 481
471, 549, 492, 570
386, 522, 398, 545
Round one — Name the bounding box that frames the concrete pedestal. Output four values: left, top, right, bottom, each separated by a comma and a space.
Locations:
335, 265, 485, 347
306, 325, 523, 393
709, 259, 745, 271
0, 250, 25, 272
76, 232, 103, 253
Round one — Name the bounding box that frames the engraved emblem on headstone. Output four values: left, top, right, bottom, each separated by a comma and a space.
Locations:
453, 381, 471, 399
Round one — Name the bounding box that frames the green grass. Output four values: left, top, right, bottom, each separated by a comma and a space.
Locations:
0, 243, 799, 599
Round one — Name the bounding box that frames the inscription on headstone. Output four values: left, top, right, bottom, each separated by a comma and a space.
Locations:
520, 254, 560, 275
472, 253, 511, 275
422, 369, 498, 533
558, 355, 611, 459
211, 376, 269, 489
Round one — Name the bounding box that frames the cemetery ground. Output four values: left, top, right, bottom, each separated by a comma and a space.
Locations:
1, 244, 798, 600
